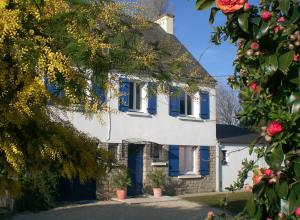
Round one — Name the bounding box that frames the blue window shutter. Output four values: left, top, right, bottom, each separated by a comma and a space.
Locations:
147, 82, 157, 114
119, 78, 129, 112
200, 146, 210, 176
45, 78, 56, 94
92, 84, 106, 103
169, 87, 180, 116
168, 145, 179, 177
200, 92, 210, 119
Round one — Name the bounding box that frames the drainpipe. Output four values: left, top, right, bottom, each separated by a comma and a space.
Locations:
106, 79, 112, 142
216, 141, 221, 192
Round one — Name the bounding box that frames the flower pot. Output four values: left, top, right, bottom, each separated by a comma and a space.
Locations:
153, 187, 162, 198
116, 189, 126, 200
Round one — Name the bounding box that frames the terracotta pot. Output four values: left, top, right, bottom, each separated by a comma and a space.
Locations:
116, 189, 126, 200
153, 187, 162, 198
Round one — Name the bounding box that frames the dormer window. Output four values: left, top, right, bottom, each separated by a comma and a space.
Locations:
129, 82, 141, 111
179, 92, 193, 116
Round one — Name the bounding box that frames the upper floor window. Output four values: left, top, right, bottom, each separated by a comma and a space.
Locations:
179, 92, 193, 116
119, 79, 157, 114
129, 82, 142, 111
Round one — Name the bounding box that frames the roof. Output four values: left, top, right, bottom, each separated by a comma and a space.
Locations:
122, 15, 216, 86
217, 124, 264, 145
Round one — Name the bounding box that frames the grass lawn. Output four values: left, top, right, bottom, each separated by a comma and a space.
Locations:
184, 192, 251, 215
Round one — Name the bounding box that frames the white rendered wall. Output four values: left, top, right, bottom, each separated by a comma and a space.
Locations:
65, 82, 217, 147
220, 144, 267, 191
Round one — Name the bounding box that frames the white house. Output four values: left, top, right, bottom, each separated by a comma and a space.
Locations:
63, 14, 218, 198
216, 124, 267, 192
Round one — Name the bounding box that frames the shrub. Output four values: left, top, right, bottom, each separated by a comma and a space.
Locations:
147, 170, 166, 188
111, 169, 131, 190
15, 171, 58, 211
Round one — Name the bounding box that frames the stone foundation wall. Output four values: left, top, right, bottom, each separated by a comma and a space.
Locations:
96, 144, 216, 200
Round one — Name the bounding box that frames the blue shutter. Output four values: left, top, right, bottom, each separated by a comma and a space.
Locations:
147, 82, 157, 114
119, 78, 129, 112
200, 92, 210, 119
92, 84, 106, 103
45, 78, 57, 94
168, 145, 179, 177
200, 146, 210, 176
169, 87, 180, 116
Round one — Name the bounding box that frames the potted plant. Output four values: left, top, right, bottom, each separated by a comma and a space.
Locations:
112, 169, 131, 200
147, 170, 166, 198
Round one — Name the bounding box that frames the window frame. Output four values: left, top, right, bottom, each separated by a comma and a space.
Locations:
179, 92, 193, 116
151, 144, 164, 162
179, 146, 196, 175
128, 81, 142, 111
221, 150, 228, 165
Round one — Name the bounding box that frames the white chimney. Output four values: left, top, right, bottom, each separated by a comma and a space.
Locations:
155, 14, 174, 35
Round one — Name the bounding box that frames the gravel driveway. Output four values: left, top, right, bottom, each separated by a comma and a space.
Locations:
11, 198, 222, 220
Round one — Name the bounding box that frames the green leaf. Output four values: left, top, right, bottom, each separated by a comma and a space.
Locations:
288, 92, 300, 114
275, 181, 289, 199
196, 0, 214, 11
264, 54, 278, 73
246, 195, 256, 216
265, 146, 284, 171
294, 162, 300, 177
238, 13, 249, 33
278, 51, 295, 74
209, 7, 219, 24
250, 17, 261, 26
279, 0, 290, 15
266, 187, 276, 202
285, 3, 300, 25
256, 22, 270, 39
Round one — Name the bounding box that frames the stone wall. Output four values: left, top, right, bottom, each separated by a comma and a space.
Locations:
96, 144, 216, 200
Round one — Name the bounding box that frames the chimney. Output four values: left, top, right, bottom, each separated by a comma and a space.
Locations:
155, 13, 174, 35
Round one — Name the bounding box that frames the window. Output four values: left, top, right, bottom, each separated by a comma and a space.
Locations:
179, 146, 195, 174
221, 150, 228, 165
173, 146, 196, 175
129, 82, 141, 111
151, 144, 163, 162
179, 92, 193, 116
108, 144, 118, 159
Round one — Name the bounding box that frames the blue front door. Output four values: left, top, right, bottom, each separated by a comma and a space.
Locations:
127, 144, 144, 196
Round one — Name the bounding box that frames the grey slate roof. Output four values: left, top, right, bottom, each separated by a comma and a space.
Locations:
217, 124, 264, 145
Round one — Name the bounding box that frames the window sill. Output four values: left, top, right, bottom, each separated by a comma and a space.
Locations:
177, 116, 203, 122
151, 161, 168, 166
177, 175, 203, 179
127, 111, 151, 118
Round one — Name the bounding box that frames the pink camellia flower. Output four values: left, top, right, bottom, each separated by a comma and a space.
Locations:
250, 82, 258, 92
253, 168, 264, 185
244, 2, 251, 11
266, 218, 272, 220
251, 42, 260, 50
295, 206, 300, 217
216, 0, 246, 14
265, 169, 273, 176
261, 11, 272, 21
294, 54, 299, 62
274, 26, 280, 33
266, 121, 283, 137
278, 16, 285, 23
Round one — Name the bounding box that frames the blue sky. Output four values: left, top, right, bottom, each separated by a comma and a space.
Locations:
168, 0, 260, 85
169, 0, 236, 85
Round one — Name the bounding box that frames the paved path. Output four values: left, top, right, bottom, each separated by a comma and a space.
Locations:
11, 197, 223, 220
